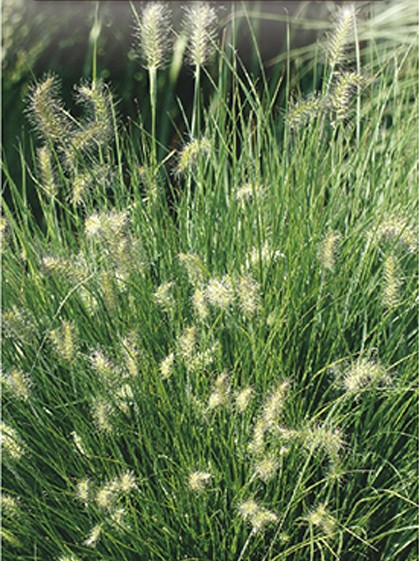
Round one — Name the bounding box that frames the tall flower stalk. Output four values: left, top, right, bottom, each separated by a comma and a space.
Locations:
184, 2, 217, 138
134, 2, 172, 170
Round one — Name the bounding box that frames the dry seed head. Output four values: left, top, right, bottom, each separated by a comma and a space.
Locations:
251, 508, 278, 533
115, 470, 137, 494
75, 81, 113, 140
179, 326, 197, 361
254, 456, 279, 482
0, 421, 25, 460
92, 398, 114, 433
37, 146, 57, 197
238, 275, 260, 317
154, 281, 176, 311
184, 3, 217, 68
383, 255, 401, 309
177, 137, 212, 175
238, 499, 259, 521
327, 5, 355, 69
246, 241, 285, 270
188, 470, 212, 492
96, 483, 118, 510
28, 75, 71, 141
304, 424, 344, 462
75, 478, 91, 506
319, 231, 341, 271
187, 342, 219, 373
3, 369, 32, 400
205, 275, 234, 309
109, 507, 130, 533
287, 95, 323, 130
160, 352, 175, 380
330, 72, 366, 123
249, 419, 266, 456
307, 503, 337, 537
91, 349, 114, 380
343, 358, 391, 394
136, 2, 172, 70
83, 524, 102, 548
85, 210, 129, 241
49, 321, 76, 361
208, 371, 231, 410
374, 215, 417, 253
1, 494, 21, 517
192, 288, 209, 321
121, 336, 140, 378
236, 387, 254, 412
71, 431, 88, 456
236, 182, 264, 205
71, 171, 90, 205
262, 380, 290, 428
0, 216, 8, 254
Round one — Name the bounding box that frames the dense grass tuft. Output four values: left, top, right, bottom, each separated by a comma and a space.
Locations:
2, 3, 418, 560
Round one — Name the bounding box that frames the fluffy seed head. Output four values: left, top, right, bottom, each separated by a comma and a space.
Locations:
205, 275, 234, 310
85, 210, 129, 242
238, 275, 260, 317
236, 182, 264, 205
96, 483, 117, 510
160, 352, 175, 380
0, 422, 25, 460
179, 326, 197, 361
236, 387, 254, 412
246, 241, 285, 270
92, 398, 114, 433
71, 431, 88, 456
50, 321, 76, 361
303, 424, 344, 463
154, 281, 176, 312
327, 5, 355, 69
374, 215, 417, 253
75, 80, 113, 141
28, 75, 71, 141
239, 500, 278, 533
307, 503, 337, 537
1, 494, 21, 517
342, 358, 391, 394
254, 456, 279, 482
208, 371, 231, 410
75, 478, 91, 506
177, 137, 212, 175
187, 342, 219, 373
184, 3, 217, 68
188, 470, 212, 492
238, 499, 259, 520
251, 508, 278, 533
83, 524, 102, 548
37, 146, 57, 197
319, 231, 341, 271
135, 2, 172, 70
192, 288, 209, 321
262, 380, 290, 428
115, 470, 137, 494
287, 95, 323, 130
3, 369, 32, 400
330, 72, 367, 123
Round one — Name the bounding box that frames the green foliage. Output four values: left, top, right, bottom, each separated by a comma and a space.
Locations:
2, 3, 418, 561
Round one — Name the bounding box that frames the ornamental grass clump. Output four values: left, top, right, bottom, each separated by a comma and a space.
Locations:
2, 2, 417, 560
